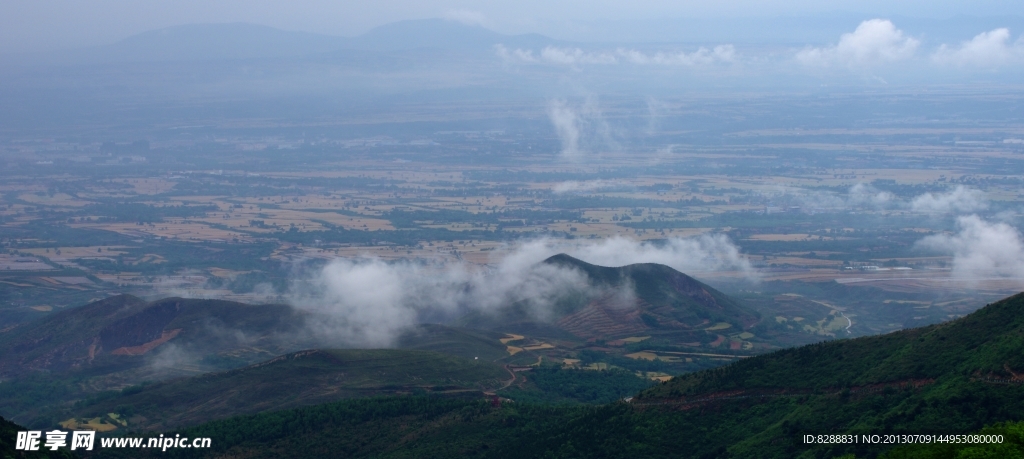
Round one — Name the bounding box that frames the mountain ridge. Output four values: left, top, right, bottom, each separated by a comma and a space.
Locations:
6, 19, 568, 65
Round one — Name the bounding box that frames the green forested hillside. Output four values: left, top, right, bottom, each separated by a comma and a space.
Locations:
0, 415, 73, 459
641, 292, 1024, 398
880, 420, 1024, 458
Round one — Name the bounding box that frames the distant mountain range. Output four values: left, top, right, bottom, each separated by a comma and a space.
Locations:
9, 19, 567, 66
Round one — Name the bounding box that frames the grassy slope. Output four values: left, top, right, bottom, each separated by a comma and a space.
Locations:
396, 324, 509, 362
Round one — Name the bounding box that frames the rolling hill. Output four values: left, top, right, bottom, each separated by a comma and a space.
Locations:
0, 295, 313, 380
97, 291, 1024, 458
460, 253, 761, 345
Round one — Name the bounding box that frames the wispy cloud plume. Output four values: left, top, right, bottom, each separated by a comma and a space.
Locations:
541, 47, 617, 65
847, 183, 896, 208
789, 183, 985, 214
548, 100, 583, 159
290, 253, 591, 347
910, 185, 986, 214
917, 215, 1024, 281
552, 235, 755, 277
616, 46, 736, 66
546, 98, 615, 160
785, 183, 896, 211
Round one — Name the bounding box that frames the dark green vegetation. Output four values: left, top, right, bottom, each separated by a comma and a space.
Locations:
880, 420, 1024, 458
62, 349, 509, 431
876, 422, 1024, 456
0, 415, 72, 459
80, 291, 1024, 458
642, 292, 1024, 398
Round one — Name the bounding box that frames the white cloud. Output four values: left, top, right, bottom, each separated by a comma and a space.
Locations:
494, 44, 538, 63
540, 46, 617, 65
546, 98, 615, 160
553, 235, 755, 276
917, 215, 1024, 281
616, 45, 736, 66
847, 183, 896, 208
289, 235, 754, 347
933, 28, 1023, 67
797, 19, 918, 67
910, 185, 986, 214
552, 179, 624, 194
786, 183, 895, 211
496, 45, 736, 68
441, 9, 488, 28
548, 100, 582, 159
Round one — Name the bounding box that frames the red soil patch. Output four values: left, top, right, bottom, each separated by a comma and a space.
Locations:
110, 329, 182, 356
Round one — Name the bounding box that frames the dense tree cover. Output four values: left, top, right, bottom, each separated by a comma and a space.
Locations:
880, 421, 1024, 458
641, 293, 1024, 398
87, 374, 1024, 459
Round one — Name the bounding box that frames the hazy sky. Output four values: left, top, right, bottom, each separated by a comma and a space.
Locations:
2, 0, 1023, 53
